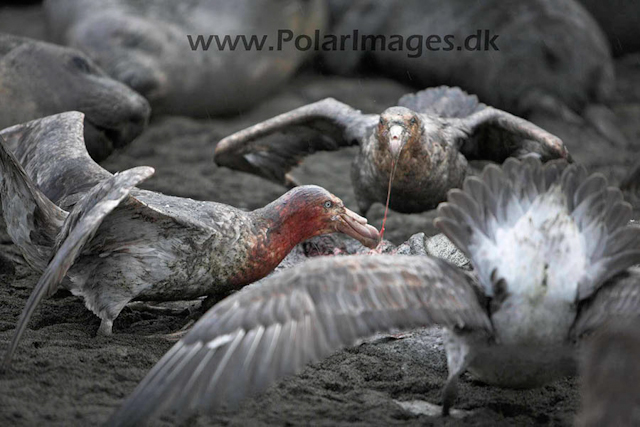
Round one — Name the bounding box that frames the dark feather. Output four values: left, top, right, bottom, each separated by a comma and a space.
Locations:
214, 98, 377, 185
455, 107, 570, 162
573, 267, 640, 337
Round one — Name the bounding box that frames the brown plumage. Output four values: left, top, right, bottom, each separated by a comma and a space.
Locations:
214, 86, 570, 214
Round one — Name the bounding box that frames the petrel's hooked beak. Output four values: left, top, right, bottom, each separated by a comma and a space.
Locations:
388, 124, 406, 159
336, 208, 380, 249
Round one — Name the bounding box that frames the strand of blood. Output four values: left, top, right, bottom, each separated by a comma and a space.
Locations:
379, 158, 398, 242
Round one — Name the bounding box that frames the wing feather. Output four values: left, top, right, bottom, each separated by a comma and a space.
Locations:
455, 107, 570, 162
214, 98, 377, 186
435, 158, 640, 299
0, 111, 111, 210
105, 254, 490, 426
1, 166, 154, 370
573, 267, 640, 336
0, 135, 66, 271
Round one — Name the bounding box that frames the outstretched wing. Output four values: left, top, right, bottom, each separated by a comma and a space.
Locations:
397, 86, 569, 162
572, 267, 640, 337
106, 254, 490, 426
434, 158, 640, 299
398, 86, 485, 118
0, 111, 112, 210
1, 166, 154, 370
1, 111, 215, 234
453, 107, 570, 162
214, 98, 378, 186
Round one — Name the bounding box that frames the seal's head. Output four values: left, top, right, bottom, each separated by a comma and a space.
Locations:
63, 14, 170, 105
0, 36, 150, 160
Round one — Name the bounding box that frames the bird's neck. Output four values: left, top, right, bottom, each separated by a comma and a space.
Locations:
230, 199, 320, 286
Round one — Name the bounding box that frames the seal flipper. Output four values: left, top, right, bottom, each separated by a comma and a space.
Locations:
0, 135, 66, 271
1, 166, 154, 370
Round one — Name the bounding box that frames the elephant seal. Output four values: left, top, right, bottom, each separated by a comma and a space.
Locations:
323, 0, 614, 117
44, 0, 327, 116
0, 34, 150, 161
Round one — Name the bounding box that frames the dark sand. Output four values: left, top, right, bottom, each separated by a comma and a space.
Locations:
1, 53, 639, 427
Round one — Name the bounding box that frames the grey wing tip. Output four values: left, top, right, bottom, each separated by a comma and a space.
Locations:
320, 96, 339, 103
57, 110, 86, 122
213, 127, 261, 166
0, 270, 53, 372
119, 166, 155, 181
213, 135, 236, 165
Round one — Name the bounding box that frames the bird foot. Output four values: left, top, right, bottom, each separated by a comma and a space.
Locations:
148, 320, 195, 342
126, 301, 195, 316
97, 319, 113, 336
390, 332, 413, 340
369, 331, 414, 344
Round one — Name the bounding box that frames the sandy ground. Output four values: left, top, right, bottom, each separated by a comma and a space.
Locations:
0, 11, 639, 426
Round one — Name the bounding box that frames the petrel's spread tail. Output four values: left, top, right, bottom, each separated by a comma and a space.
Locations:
435, 158, 640, 301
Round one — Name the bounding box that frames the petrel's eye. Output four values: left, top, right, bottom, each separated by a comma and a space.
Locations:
410, 118, 417, 125
324, 200, 333, 209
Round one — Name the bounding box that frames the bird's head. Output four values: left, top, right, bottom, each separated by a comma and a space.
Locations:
376, 107, 422, 160
273, 185, 380, 249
